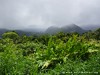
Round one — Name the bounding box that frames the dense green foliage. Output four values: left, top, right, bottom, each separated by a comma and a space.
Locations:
0, 28, 100, 75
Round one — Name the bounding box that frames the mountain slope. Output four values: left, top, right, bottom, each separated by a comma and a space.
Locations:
45, 24, 86, 34
45, 26, 60, 34
0, 29, 33, 37
81, 24, 100, 30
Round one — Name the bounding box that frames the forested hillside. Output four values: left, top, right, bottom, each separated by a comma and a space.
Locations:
0, 28, 100, 75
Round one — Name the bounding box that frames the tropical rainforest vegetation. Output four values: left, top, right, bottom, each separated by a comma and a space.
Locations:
0, 28, 100, 75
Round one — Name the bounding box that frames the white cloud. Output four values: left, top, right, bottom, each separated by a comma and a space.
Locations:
0, 0, 100, 29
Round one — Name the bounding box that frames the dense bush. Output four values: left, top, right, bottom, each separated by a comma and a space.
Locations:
0, 30, 100, 75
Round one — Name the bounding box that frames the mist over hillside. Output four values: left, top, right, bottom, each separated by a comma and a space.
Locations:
0, 24, 100, 37
0, 0, 100, 36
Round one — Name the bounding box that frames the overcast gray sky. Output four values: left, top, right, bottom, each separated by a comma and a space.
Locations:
0, 0, 100, 29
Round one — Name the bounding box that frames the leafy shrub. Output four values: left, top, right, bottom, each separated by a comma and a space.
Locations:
2, 31, 19, 43
0, 31, 99, 74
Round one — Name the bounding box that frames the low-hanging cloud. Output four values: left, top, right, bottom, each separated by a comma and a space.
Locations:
0, 0, 100, 29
